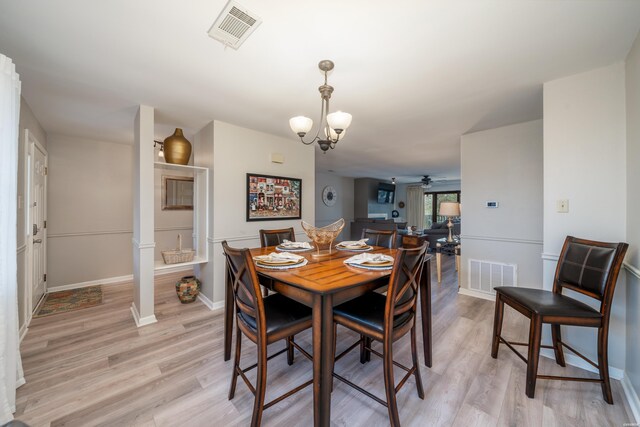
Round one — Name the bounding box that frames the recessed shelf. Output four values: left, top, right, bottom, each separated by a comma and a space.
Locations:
154, 257, 208, 271
154, 162, 208, 172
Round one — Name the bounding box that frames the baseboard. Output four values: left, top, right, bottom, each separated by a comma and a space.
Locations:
622, 374, 640, 423
19, 323, 28, 343
539, 349, 624, 380
130, 303, 157, 327
457, 287, 496, 302
47, 267, 193, 292
196, 292, 223, 311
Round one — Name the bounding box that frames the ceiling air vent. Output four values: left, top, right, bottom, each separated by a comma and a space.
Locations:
207, 0, 262, 50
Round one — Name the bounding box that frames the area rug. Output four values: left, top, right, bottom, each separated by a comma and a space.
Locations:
34, 286, 103, 317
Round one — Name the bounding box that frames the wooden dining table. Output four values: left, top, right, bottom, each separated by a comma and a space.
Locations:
223, 246, 432, 427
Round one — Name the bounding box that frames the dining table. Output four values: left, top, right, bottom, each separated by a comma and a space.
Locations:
223, 245, 432, 427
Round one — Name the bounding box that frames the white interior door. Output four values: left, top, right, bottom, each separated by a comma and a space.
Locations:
29, 135, 47, 310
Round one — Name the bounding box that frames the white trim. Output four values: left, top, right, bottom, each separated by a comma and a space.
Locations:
210, 231, 307, 244
16, 244, 26, 254
622, 374, 640, 423
457, 287, 496, 302
46, 267, 193, 292
130, 303, 157, 327
48, 226, 192, 239
462, 235, 543, 245
132, 238, 156, 249
624, 262, 640, 280
197, 292, 223, 311
18, 324, 28, 343
541, 252, 560, 261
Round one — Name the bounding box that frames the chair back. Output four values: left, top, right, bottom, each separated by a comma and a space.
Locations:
222, 241, 266, 341
385, 244, 427, 333
362, 228, 397, 249
259, 227, 295, 247
553, 236, 628, 311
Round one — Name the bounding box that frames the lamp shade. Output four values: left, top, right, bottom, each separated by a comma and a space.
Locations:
439, 202, 460, 217
324, 127, 346, 141
289, 116, 313, 135
326, 111, 352, 131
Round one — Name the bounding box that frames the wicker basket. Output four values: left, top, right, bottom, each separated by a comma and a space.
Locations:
162, 234, 195, 264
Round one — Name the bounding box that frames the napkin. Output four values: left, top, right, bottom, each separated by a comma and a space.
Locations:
254, 252, 304, 263
280, 240, 313, 249
344, 253, 394, 265
337, 239, 369, 248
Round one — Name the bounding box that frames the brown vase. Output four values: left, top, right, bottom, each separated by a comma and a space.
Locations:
175, 275, 201, 303
163, 128, 192, 165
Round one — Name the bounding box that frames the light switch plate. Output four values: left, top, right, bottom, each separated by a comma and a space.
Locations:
557, 199, 569, 213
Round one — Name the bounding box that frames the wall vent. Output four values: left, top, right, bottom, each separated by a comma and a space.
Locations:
208, 0, 262, 50
468, 259, 517, 295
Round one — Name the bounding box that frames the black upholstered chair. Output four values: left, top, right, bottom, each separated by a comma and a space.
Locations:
332, 244, 427, 426
362, 228, 397, 249
259, 227, 295, 247
257, 228, 296, 297
222, 241, 313, 427
491, 236, 628, 403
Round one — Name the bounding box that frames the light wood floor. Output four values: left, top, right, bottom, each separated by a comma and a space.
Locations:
15, 256, 635, 426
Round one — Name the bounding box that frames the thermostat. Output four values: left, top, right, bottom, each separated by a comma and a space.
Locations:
486, 201, 499, 208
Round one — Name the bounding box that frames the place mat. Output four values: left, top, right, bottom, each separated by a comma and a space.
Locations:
276, 241, 314, 252
335, 239, 371, 251
335, 245, 372, 252
256, 259, 309, 270
35, 286, 103, 317
254, 252, 307, 268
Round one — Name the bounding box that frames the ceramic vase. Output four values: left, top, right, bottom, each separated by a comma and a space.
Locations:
163, 128, 192, 165
175, 275, 201, 303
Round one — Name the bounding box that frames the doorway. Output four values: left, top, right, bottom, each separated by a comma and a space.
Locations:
27, 130, 47, 313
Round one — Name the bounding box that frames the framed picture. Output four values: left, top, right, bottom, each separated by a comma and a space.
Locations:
246, 173, 302, 221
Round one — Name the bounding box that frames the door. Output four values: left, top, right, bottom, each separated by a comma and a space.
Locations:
29, 133, 47, 310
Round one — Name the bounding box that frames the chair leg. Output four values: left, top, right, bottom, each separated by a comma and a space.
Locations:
251, 339, 268, 427
525, 315, 543, 399
229, 325, 242, 400
331, 323, 337, 392
286, 336, 294, 366
359, 335, 371, 364
597, 326, 614, 404
262, 286, 269, 298
383, 337, 401, 427
410, 325, 425, 399
550, 324, 566, 367
491, 294, 505, 358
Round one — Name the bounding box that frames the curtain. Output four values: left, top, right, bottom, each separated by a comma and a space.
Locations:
406, 185, 425, 230
0, 53, 23, 423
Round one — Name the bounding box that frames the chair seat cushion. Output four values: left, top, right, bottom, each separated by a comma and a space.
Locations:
334, 292, 411, 334
495, 287, 602, 319
239, 293, 311, 336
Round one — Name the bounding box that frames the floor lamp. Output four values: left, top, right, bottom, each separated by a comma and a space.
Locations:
439, 202, 461, 242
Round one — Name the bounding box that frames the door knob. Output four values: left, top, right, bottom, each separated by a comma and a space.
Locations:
33, 224, 39, 235
33, 239, 42, 244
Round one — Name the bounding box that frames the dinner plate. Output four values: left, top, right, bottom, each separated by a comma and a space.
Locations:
275, 245, 314, 252
345, 261, 393, 270
335, 244, 372, 251
255, 258, 308, 270
255, 257, 304, 266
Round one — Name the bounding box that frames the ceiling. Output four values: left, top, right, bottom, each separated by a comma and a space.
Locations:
1, 1, 639, 183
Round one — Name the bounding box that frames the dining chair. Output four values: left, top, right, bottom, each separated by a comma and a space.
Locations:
222, 241, 313, 427
491, 236, 628, 403
259, 227, 295, 247
257, 227, 296, 297
332, 243, 427, 427
362, 228, 397, 249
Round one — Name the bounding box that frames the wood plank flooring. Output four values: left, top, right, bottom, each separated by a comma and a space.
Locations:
15, 256, 635, 426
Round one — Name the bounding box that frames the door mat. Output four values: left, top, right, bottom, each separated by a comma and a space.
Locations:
35, 286, 103, 317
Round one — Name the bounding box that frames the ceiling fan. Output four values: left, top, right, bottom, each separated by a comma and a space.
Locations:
420, 175, 445, 189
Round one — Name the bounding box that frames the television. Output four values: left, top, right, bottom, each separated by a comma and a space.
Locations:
377, 183, 395, 204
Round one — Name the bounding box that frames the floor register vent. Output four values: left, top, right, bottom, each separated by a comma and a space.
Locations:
468, 259, 517, 295
208, 0, 262, 50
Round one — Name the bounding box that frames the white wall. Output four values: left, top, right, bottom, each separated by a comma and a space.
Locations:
625, 30, 640, 414
543, 63, 627, 371
17, 97, 46, 333
209, 121, 315, 304
315, 172, 354, 240
460, 120, 543, 296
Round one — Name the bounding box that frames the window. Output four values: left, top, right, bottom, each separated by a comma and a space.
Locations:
423, 191, 460, 228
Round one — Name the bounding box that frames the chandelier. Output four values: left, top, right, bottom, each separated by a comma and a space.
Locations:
289, 60, 352, 152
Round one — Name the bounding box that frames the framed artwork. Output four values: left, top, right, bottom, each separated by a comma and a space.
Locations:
246, 173, 302, 221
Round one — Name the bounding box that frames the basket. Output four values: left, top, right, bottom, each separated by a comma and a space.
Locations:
301, 218, 345, 259
162, 234, 195, 264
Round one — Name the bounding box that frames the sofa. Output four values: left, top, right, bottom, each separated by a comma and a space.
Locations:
421, 221, 461, 249
350, 218, 406, 240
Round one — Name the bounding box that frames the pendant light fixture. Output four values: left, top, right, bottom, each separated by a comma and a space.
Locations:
289, 60, 352, 153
